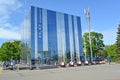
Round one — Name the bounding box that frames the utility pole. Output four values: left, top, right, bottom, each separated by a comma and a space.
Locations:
84, 8, 93, 63
83, 37, 87, 61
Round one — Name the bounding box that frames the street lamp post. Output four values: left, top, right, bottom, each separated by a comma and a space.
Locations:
84, 8, 93, 63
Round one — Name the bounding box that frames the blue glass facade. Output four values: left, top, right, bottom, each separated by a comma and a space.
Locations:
47, 10, 58, 56
31, 6, 35, 59
64, 14, 70, 54
22, 6, 83, 66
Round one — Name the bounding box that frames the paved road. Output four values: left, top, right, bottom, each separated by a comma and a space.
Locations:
0, 64, 120, 80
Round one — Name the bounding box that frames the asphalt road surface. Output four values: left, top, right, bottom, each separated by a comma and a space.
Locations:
0, 64, 120, 80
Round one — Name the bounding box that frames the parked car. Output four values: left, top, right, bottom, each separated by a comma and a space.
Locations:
69, 61, 74, 67
93, 56, 105, 64
84, 60, 89, 65
77, 61, 82, 66
60, 62, 66, 67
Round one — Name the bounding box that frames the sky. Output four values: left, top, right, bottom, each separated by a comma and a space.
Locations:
0, 0, 120, 46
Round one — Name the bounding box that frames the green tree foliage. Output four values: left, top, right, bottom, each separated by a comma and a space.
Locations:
97, 49, 108, 58
21, 43, 31, 61
0, 40, 21, 61
116, 24, 120, 53
83, 32, 105, 57
105, 44, 116, 58
115, 24, 120, 61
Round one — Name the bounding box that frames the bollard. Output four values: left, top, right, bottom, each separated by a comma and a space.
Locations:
0, 67, 2, 74
17, 64, 20, 71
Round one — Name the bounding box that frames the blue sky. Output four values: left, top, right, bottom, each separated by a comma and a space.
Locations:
0, 0, 120, 46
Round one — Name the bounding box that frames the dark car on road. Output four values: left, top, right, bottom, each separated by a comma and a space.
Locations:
93, 56, 105, 64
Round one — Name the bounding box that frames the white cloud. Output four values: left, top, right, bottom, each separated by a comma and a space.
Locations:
0, 0, 22, 40
0, 0, 21, 17
0, 27, 20, 40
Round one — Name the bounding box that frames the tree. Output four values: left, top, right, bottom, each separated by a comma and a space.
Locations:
0, 40, 21, 61
116, 24, 120, 52
21, 43, 30, 61
97, 49, 108, 58
115, 24, 120, 61
105, 44, 116, 58
83, 32, 105, 57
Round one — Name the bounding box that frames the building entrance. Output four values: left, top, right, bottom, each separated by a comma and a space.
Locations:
38, 51, 51, 67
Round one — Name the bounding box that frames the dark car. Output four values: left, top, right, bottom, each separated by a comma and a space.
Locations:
93, 56, 105, 64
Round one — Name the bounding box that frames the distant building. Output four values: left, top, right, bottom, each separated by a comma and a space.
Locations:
21, 6, 83, 67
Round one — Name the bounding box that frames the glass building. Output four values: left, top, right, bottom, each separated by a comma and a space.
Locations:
21, 6, 83, 67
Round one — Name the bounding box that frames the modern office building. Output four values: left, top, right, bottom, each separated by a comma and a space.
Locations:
21, 6, 83, 67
